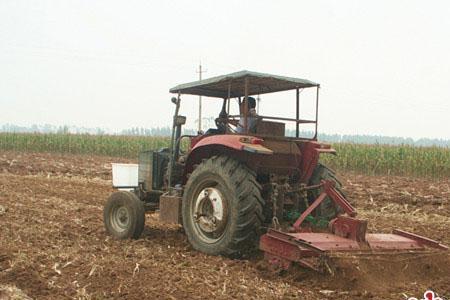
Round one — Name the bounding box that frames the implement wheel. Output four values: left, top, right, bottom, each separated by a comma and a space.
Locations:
182, 156, 264, 257
309, 163, 344, 220
104, 191, 145, 239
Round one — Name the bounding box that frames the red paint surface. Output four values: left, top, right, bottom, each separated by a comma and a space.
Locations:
191, 134, 248, 152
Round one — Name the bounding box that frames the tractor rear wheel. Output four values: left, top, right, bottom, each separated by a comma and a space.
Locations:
103, 191, 145, 239
182, 156, 264, 258
309, 163, 344, 221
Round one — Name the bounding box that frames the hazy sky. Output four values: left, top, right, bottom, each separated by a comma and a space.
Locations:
1, 0, 449, 139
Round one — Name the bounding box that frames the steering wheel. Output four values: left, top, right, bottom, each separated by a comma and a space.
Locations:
215, 117, 228, 132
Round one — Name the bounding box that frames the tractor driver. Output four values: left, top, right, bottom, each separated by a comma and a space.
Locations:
205, 96, 258, 135
236, 96, 258, 133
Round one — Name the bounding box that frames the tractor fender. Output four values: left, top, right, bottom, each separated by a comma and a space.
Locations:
298, 141, 336, 183
183, 135, 273, 183
192, 134, 273, 154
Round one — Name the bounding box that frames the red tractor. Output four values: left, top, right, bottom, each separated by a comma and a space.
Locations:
104, 71, 447, 271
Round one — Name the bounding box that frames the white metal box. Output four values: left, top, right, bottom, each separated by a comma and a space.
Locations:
111, 163, 139, 188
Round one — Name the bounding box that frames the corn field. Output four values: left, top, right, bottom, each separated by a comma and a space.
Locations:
0, 132, 448, 179
320, 143, 449, 179
0, 132, 170, 158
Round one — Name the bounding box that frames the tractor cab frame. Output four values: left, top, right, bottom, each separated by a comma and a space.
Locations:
166, 71, 329, 192
170, 70, 320, 139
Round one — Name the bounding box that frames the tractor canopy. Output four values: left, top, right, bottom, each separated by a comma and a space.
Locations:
169, 70, 319, 98
169, 70, 321, 140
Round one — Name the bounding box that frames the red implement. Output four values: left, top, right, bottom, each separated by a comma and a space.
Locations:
259, 180, 448, 271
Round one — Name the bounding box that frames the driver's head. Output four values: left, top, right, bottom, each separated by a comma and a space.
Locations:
240, 96, 256, 113
247, 97, 256, 109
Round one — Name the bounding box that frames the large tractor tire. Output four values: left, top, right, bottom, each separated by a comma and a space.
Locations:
104, 191, 145, 239
309, 163, 344, 221
182, 156, 264, 258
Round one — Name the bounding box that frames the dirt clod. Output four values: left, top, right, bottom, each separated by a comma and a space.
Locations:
0, 284, 32, 300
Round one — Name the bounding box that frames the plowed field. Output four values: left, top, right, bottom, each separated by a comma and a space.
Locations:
1, 152, 449, 299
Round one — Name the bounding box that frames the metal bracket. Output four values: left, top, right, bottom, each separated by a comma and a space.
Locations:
293, 180, 356, 230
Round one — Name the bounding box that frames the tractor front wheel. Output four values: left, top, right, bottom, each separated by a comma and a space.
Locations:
182, 156, 264, 258
103, 191, 145, 239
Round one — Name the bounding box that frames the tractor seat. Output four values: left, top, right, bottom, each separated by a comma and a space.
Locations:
255, 120, 285, 136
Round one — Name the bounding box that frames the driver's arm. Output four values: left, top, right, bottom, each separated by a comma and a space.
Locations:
228, 119, 239, 126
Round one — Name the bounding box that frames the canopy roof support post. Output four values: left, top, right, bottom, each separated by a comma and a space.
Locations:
168, 93, 181, 190
296, 88, 300, 138
244, 77, 249, 134
314, 86, 319, 140
227, 82, 231, 114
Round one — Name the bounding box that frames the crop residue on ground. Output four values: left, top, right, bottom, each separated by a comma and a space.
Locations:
0, 152, 449, 299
